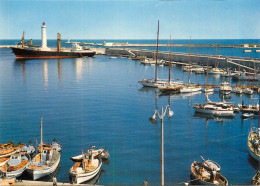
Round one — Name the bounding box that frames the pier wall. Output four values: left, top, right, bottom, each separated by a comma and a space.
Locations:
105, 48, 260, 72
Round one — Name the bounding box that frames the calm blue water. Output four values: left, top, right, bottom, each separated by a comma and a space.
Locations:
1, 39, 260, 59
0, 44, 259, 184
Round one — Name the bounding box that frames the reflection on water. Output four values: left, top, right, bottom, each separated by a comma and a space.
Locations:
58, 59, 62, 84
43, 61, 48, 87
74, 58, 83, 81
248, 154, 260, 171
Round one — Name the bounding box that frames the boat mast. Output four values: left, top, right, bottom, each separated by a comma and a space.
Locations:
40, 116, 43, 160
22, 31, 25, 49
188, 36, 191, 85
155, 20, 159, 82
206, 58, 209, 103
215, 44, 218, 68
168, 34, 171, 83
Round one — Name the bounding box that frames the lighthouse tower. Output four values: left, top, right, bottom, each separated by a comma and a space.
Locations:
41, 22, 48, 49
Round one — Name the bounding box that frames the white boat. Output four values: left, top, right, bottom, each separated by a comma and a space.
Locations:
244, 88, 254, 95
0, 144, 24, 159
193, 104, 234, 116
242, 113, 254, 118
248, 124, 260, 162
70, 147, 110, 162
21, 144, 35, 156
219, 82, 232, 95
27, 116, 61, 180
204, 88, 214, 93
69, 152, 102, 184
208, 68, 225, 74
1, 153, 30, 178
233, 87, 243, 94
50, 138, 62, 152
203, 160, 221, 172
109, 56, 117, 59
180, 86, 202, 93
190, 161, 228, 185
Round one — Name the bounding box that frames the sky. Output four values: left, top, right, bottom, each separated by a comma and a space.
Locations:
0, 0, 260, 40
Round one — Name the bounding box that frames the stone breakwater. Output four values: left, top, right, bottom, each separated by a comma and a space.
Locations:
104, 48, 260, 72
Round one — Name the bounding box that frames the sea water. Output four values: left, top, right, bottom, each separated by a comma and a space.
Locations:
0, 40, 259, 184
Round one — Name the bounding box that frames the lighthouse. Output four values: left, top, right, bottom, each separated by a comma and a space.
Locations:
41, 22, 48, 49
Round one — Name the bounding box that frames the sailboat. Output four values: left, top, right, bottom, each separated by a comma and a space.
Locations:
180, 37, 202, 93
234, 60, 243, 94
159, 34, 182, 93
139, 20, 167, 88
203, 58, 214, 93
247, 102, 260, 162
208, 44, 225, 74
27, 116, 61, 180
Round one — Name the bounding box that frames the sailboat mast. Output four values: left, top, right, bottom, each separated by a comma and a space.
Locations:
155, 20, 159, 82
215, 44, 218, 68
168, 34, 171, 83
188, 36, 191, 85
206, 58, 209, 103
40, 116, 43, 160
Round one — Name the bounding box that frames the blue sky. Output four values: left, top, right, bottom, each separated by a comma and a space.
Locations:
0, 0, 260, 39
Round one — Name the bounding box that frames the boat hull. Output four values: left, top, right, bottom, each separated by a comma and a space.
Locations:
248, 129, 260, 163
69, 159, 102, 184
180, 87, 201, 93
194, 107, 234, 116
11, 48, 95, 59
27, 152, 60, 180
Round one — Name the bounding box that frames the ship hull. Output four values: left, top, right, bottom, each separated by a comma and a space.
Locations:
11, 48, 95, 59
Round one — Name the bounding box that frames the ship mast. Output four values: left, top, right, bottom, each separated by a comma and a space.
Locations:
40, 116, 43, 160
188, 36, 191, 85
21, 31, 25, 49
215, 44, 218, 68
155, 20, 159, 82
168, 34, 171, 83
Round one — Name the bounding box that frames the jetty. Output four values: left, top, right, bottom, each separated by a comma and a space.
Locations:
104, 48, 260, 72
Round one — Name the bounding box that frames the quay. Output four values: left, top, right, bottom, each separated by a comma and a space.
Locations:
104, 48, 260, 72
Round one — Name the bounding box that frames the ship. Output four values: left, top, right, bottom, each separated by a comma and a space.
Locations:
11, 22, 96, 59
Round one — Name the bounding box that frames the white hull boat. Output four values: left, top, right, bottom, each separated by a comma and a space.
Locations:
194, 105, 234, 116
203, 160, 221, 172
27, 150, 61, 180
180, 86, 201, 93
208, 68, 225, 74
70, 147, 109, 162
233, 87, 243, 94
204, 88, 214, 93
247, 126, 260, 163
244, 88, 254, 95
1, 154, 30, 178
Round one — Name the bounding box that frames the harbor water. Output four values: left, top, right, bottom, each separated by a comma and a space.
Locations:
0, 39, 259, 185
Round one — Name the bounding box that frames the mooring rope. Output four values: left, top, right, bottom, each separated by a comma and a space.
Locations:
211, 133, 248, 154
211, 133, 246, 143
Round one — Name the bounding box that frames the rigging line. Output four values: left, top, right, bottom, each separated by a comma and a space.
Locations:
211, 141, 248, 154
211, 133, 245, 143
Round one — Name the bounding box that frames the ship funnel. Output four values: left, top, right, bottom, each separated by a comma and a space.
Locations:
41, 22, 48, 49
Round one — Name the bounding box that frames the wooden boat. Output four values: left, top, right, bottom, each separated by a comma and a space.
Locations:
27, 117, 61, 180
0, 144, 24, 158
1, 153, 30, 178
69, 151, 102, 184
70, 147, 109, 162
0, 157, 10, 168
190, 161, 228, 185
252, 171, 260, 185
